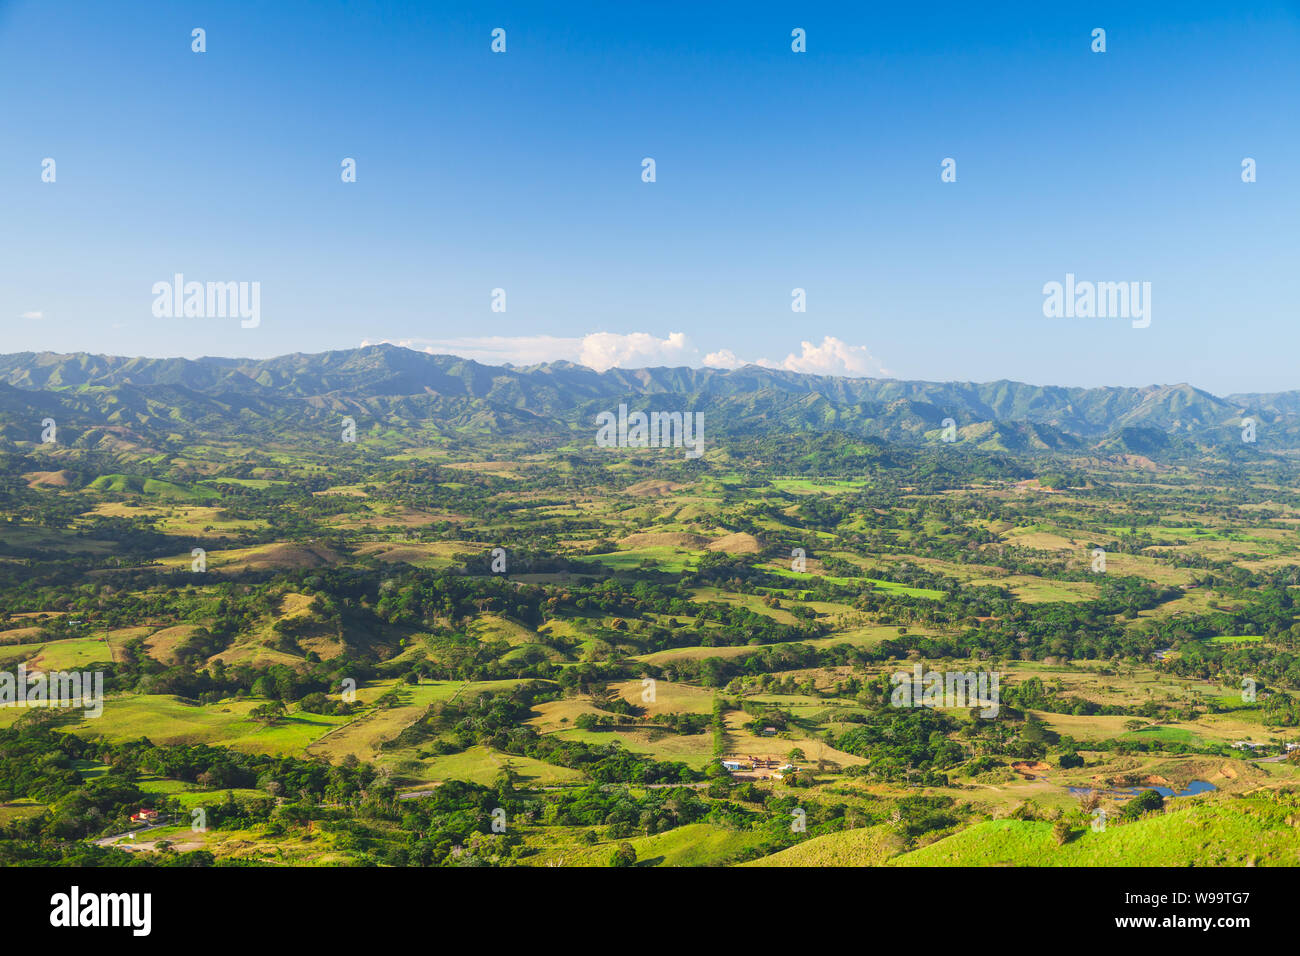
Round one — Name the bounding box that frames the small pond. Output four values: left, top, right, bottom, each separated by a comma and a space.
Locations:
1067, 780, 1217, 799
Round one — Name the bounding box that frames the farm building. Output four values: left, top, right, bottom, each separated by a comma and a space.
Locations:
720, 755, 797, 779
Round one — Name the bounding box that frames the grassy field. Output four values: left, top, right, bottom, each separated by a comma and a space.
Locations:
742, 825, 902, 866
0, 694, 348, 754
410, 745, 584, 787
526, 822, 766, 867
894, 797, 1300, 866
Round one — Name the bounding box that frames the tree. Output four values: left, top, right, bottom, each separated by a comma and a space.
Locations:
249, 701, 286, 725
611, 842, 637, 867
1124, 788, 1164, 819
1052, 819, 1072, 846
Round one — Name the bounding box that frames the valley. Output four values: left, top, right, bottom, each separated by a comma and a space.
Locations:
3, 349, 1300, 867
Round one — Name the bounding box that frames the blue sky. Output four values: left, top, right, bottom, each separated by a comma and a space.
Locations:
0, 0, 1296, 394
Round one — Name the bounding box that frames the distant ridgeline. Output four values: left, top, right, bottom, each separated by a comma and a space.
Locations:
0, 345, 1294, 459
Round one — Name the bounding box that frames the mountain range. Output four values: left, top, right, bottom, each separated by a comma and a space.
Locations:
0, 345, 1293, 458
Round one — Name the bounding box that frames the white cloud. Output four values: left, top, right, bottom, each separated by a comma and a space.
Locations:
577, 331, 692, 370
766, 336, 888, 378
712, 336, 889, 378
20, 311, 43, 320
361, 332, 888, 378
702, 348, 744, 369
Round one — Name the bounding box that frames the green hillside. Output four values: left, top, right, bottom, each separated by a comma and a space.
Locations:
894, 797, 1300, 867
742, 825, 901, 867
529, 823, 766, 867
87, 473, 217, 501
